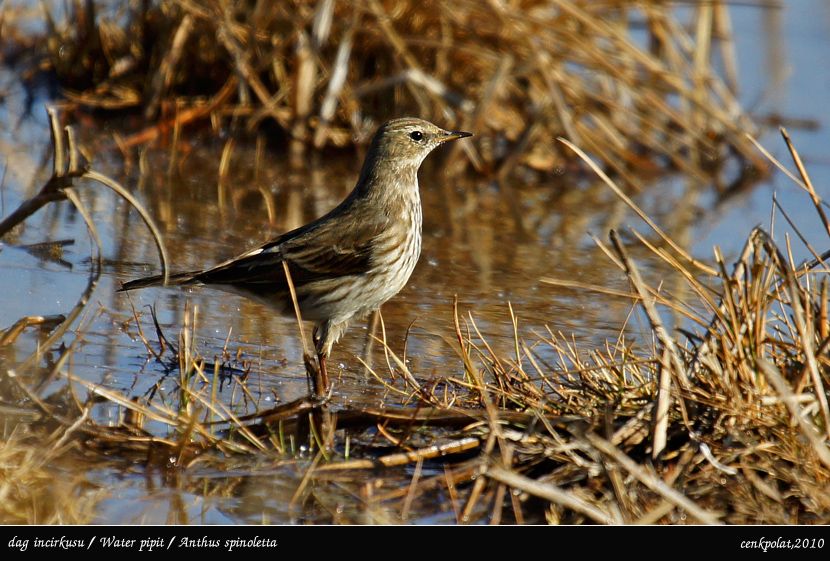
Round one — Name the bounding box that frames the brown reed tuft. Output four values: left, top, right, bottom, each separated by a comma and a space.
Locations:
18, 0, 766, 187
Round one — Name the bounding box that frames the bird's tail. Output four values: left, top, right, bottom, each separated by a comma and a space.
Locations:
119, 271, 201, 292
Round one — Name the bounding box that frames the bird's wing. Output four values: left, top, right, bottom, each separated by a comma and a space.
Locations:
192, 210, 387, 292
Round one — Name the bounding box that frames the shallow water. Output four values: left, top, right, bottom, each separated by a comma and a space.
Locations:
1, 3, 829, 524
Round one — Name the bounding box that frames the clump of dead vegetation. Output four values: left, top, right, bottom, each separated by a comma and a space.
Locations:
486, 142, 830, 523
7, 0, 764, 187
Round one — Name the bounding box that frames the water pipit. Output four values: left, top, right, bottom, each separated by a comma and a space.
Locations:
121, 117, 472, 391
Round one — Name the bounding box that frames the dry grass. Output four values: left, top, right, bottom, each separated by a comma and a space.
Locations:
0, 422, 105, 524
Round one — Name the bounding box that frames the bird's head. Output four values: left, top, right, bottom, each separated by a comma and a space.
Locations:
369, 117, 472, 170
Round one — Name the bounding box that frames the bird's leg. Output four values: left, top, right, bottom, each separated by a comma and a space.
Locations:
310, 327, 329, 397
317, 351, 330, 393
302, 327, 333, 449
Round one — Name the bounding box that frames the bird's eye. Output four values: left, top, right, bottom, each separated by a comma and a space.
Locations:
409, 130, 424, 142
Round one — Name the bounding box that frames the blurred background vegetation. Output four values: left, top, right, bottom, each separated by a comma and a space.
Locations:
5, 0, 765, 185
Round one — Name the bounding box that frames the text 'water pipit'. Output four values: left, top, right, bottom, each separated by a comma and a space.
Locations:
121, 118, 472, 391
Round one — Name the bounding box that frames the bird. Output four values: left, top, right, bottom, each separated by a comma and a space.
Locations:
120, 117, 472, 391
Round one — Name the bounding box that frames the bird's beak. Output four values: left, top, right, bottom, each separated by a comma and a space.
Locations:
440, 130, 473, 143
